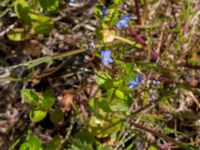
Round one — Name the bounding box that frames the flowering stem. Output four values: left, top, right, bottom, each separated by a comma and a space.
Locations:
114, 35, 143, 48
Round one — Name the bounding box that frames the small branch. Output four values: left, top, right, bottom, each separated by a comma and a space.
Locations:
188, 92, 200, 109
181, 63, 200, 70
0, 22, 17, 37
129, 120, 182, 147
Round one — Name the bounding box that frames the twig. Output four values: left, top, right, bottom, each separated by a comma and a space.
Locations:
188, 92, 200, 109
0, 22, 17, 37
129, 120, 183, 147
156, 24, 165, 54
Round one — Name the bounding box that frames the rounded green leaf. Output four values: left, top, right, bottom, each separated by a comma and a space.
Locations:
46, 135, 63, 150
14, 0, 31, 25
39, 0, 60, 13
7, 28, 29, 41
20, 135, 42, 150
41, 90, 55, 110
21, 89, 39, 105
29, 109, 47, 122
20, 143, 31, 150
29, 13, 53, 34
96, 73, 112, 89
113, 79, 123, 87
115, 89, 125, 99
88, 116, 121, 138
50, 108, 64, 125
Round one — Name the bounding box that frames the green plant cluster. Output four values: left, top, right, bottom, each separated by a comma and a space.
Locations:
7, 0, 60, 41
1, 0, 199, 149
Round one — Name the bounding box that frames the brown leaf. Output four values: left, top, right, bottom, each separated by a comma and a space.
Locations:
59, 94, 73, 112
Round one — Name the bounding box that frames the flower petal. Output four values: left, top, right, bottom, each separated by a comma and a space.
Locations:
102, 6, 107, 18
129, 80, 137, 89
136, 75, 142, 84
116, 16, 131, 28
101, 50, 113, 66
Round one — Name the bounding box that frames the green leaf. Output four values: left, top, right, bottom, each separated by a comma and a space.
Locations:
50, 108, 64, 125
113, 0, 122, 5
70, 131, 95, 150
115, 89, 126, 100
41, 90, 55, 110
20, 143, 31, 150
96, 73, 112, 89
123, 63, 137, 79
111, 97, 130, 112
96, 74, 107, 86
30, 13, 53, 34
104, 6, 119, 25
39, 0, 60, 13
112, 79, 123, 87
89, 98, 100, 115
21, 89, 39, 106
121, 63, 139, 85
20, 135, 42, 150
88, 116, 121, 138
71, 140, 93, 150
99, 99, 112, 112
97, 145, 113, 150
29, 109, 47, 122
46, 135, 62, 150
148, 146, 157, 150
107, 88, 115, 101
7, 28, 29, 41
73, 130, 96, 145
14, 0, 32, 25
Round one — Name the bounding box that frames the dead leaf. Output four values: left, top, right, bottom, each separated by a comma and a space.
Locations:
59, 94, 73, 112
102, 29, 115, 43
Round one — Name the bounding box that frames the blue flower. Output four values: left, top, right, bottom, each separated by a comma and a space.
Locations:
102, 6, 107, 19
101, 50, 113, 66
129, 75, 142, 89
116, 16, 131, 28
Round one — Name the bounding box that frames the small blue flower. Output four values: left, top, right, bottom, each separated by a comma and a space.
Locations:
101, 50, 113, 66
84, 55, 89, 62
102, 6, 107, 19
129, 75, 142, 89
116, 16, 131, 28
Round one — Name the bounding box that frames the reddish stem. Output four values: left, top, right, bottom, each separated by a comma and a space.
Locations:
134, 0, 141, 24
128, 28, 146, 46
129, 120, 181, 146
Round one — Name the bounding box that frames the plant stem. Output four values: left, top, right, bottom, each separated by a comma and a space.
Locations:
129, 120, 180, 146
134, 0, 141, 24
127, 28, 146, 46
52, 49, 86, 60
114, 35, 142, 48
